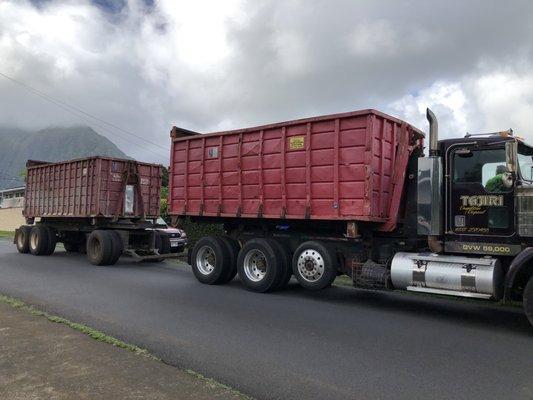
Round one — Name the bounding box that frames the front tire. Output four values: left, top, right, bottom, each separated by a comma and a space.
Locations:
190, 236, 232, 284
15, 225, 31, 254
524, 276, 533, 328
292, 241, 338, 290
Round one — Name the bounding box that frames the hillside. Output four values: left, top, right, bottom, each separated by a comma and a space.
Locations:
0, 126, 128, 189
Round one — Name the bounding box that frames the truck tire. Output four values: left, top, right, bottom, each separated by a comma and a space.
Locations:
190, 236, 232, 284
108, 231, 123, 265
218, 236, 240, 283
524, 276, 533, 328
42, 226, 57, 256
86, 230, 114, 266
29, 226, 50, 256
292, 241, 338, 290
272, 240, 293, 290
237, 238, 284, 293
15, 225, 31, 254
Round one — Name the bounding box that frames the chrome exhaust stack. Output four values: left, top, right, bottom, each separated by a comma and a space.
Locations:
427, 108, 438, 156
417, 108, 443, 239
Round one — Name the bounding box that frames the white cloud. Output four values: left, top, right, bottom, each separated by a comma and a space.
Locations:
390, 81, 468, 139
1, 0, 533, 164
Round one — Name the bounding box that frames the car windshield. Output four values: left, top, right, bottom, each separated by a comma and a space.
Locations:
156, 217, 168, 227
518, 143, 533, 182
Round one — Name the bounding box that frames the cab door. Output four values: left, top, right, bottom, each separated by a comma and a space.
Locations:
447, 143, 515, 237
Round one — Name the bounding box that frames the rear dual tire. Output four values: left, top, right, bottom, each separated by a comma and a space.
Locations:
190, 236, 234, 284
28, 226, 56, 256
237, 238, 291, 293
15, 225, 31, 254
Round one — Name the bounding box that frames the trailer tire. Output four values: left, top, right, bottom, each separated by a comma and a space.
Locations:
86, 230, 114, 266
237, 238, 284, 293
190, 236, 231, 284
524, 276, 533, 328
218, 236, 240, 283
108, 231, 123, 265
272, 240, 293, 290
29, 226, 50, 256
292, 241, 338, 290
42, 226, 57, 256
15, 225, 31, 254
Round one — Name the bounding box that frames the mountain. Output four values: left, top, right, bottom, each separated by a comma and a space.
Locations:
0, 126, 129, 189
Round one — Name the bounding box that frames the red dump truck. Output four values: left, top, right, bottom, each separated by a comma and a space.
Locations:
14, 156, 186, 265
169, 108, 533, 327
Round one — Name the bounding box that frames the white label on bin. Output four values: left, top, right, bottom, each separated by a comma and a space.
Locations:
124, 185, 134, 214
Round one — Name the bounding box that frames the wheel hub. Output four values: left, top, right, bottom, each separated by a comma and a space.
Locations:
297, 249, 325, 282
196, 246, 216, 275
243, 249, 268, 282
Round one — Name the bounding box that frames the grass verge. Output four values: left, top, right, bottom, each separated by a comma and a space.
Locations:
0, 231, 14, 240
0, 293, 252, 399
0, 294, 157, 359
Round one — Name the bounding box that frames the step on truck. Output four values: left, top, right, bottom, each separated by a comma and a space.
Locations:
14, 157, 186, 265
169, 108, 533, 328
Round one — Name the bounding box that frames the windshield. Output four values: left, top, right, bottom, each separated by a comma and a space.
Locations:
518, 143, 533, 181
156, 217, 167, 226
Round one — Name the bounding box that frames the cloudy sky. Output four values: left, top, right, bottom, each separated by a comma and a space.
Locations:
1, 0, 533, 163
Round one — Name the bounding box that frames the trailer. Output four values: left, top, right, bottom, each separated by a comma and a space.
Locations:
169, 108, 533, 328
14, 156, 186, 265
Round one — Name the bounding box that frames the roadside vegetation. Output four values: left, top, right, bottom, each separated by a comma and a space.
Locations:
0, 231, 14, 239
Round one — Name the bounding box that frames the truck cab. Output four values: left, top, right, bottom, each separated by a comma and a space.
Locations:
391, 111, 533, 323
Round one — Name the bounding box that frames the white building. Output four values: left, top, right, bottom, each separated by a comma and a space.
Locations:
0, 186, 25, 209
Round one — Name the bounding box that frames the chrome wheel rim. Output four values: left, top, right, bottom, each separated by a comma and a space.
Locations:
243, 249, 267, 282
297, 249, 325, 282
196, 246, 216, 275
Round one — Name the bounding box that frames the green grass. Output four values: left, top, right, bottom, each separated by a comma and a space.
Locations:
0, 231, 14, 240
0, 293, 252, 399
333, 275, 353, 287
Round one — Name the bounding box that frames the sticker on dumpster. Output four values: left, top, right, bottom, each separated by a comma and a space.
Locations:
289, 136, 305, 150
208, 147, 219, 158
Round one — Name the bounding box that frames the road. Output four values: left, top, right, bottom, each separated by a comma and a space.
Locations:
0, 239, 532, 400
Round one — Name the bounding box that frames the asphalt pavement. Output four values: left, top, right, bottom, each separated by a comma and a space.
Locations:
0, 239, 531, 400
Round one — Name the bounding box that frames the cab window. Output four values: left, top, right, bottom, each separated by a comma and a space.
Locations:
453, 148, 508, 193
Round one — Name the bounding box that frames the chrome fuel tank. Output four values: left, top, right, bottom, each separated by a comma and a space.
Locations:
391, 252, 503, 300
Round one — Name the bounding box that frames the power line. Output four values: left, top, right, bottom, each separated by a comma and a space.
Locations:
0, 71, 170, 156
